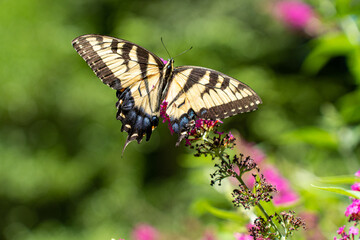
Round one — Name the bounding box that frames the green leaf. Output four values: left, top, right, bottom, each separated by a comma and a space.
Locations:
339, 90, 360, 123
302, 33, 354, 74
317, 175, 360, 184
282, 127, 338, 148
192, 199, 247, 223
347, 47, 360, 84
312, 185, 360, 198
336, 0, 352, 15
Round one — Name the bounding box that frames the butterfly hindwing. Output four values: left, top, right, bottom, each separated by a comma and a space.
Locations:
164, 66, 262, 135
72, 35, 165, 145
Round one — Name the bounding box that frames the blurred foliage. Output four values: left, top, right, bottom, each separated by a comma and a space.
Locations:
312, 185, 360, 198
0, 0, 360, 239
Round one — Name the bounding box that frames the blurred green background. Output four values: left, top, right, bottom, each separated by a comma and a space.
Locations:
1, 0, 360, 239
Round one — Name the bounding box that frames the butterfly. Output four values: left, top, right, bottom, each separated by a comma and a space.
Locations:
72, 34, 262, 148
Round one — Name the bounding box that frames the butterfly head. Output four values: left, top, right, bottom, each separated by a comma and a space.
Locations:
164, 58, 174, 78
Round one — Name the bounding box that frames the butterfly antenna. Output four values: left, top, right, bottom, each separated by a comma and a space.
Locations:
161, 37, 172, 59
174, 46, 193, 59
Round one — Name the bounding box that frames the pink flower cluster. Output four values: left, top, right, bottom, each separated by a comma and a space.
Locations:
160, 100, 174, 135
159, 100, 227, 145
351, 183, 360, 192
334, 225, 359, 240
334, 170, 360, 239
345, 199, 360, 222
193, 119, 223, 132
185, 119, 224, 146
346, 171, 360, 222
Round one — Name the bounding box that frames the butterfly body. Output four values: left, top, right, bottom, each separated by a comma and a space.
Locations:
72, 35, 262, 146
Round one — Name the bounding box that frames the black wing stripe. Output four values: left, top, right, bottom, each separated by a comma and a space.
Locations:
202, 98, 260, 119
200, 72, 219, 98
221, 77, 230, 90
208, 72, 219, 87
120, 42, 133, 59
73, 36, 122, 89
137, 47, 153, 112
184, 68, 207, 91
196, 84, 218, 117
110, 39, 118, 53
96, 36, 103, 43
120, 42, 133, 73
168, 68, 206, 107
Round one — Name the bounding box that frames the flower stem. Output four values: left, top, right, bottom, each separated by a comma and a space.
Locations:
202, 133, 284, 238
215, 152, 284, 239
236, 174, 284, 238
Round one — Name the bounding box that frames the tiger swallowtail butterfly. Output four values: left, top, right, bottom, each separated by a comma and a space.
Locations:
72, 35, 262, 148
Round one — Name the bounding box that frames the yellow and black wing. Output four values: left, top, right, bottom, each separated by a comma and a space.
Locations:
72, 35, 165, 144
164, 66, 262, 135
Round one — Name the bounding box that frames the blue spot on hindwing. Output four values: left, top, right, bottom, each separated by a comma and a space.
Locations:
188, 109, 196, 119
127, 110, 137, 123
135, 115, 143, 130
143, 117, 151, 129
179, 116, 189, 129
200, 108, 207, 116
172, 122, 179, 133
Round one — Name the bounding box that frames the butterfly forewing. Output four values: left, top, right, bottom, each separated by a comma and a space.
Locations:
164, 66, 262, 134
72, 35, 166, 145
72, 35, 164, 90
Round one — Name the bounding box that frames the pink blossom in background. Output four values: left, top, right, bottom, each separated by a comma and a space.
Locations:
299, 212, 326, 240
160, 58, 168, 64
132, 224, 159, 240
234, 135, 298, 205
355, 170, 360, 178
234, 233, 252, 240
234, 136, 265, 185
236, 137, 266, 164
351, 182, 360, 192
202, 230, 217, 240
244, 166, 299, 205
263, 166, 299, 205
273, 0, 316, 30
